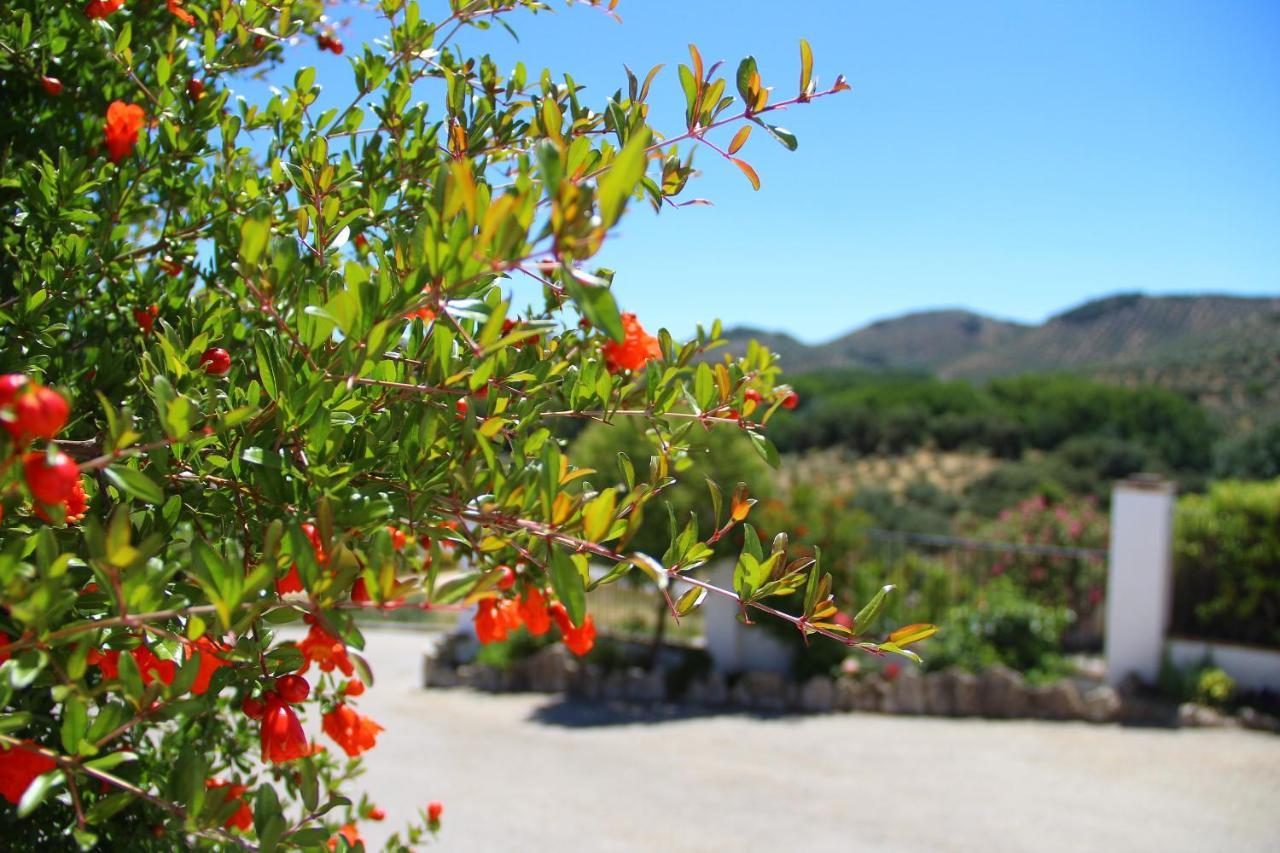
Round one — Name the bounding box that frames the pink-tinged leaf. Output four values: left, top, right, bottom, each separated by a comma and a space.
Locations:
728, 125, 751, 155
640, 63, 664, 102
731, 157, 760, 191
688, 43, 704, 82
888, 623, 938, 647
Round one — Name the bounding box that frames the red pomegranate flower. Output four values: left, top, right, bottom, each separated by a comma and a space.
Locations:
87, 649, 121, 680
187, 636, 231, 695
473, 598, 508, 644
518, 587, 551, 636
350, 576, 371, 605
276, 564, 303, 595
427, 800, 443, 824
131, 645, 177, 687
0, 742, 57, 804
34, 475, 88, 524
167, 0, 196, 26
84, 0, 125, 19
561, 613, 596, 657
260, 696, 309, 764
328, 823, 362, 851
601, 313, 661, 373
296, 623, 354, 677
498, 598, 522, 632
103, 101, 145, 163
134, 304, 159, 333
321, 703, 383, 757
205, 778, 253, 831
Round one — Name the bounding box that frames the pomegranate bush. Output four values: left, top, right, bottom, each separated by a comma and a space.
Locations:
0, 0, 931, 848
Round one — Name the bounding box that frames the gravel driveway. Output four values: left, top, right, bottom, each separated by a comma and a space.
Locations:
345, 627, 1280, 852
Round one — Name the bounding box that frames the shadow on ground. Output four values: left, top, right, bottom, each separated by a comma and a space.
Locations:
522, 692, 1186, 729
525, 696, 805, 728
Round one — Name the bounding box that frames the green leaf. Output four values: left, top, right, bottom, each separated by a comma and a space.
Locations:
104, 466, 164, 505
550, 548, 586, 627
18, 767, 61, 817
596, 128, 651, 228
239, 216, 270, 265
750, 119, 798, 151
565, 271, 624, 343
877, 641, 923, 664
674, 585, 707, 615
736, 56, 758, 103
581, 489, 617, 542
747, 431, 780, 468
853, 584, 895, 635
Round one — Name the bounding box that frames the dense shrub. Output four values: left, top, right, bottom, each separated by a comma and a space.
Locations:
1173, 480, 1280, 646
569, 418, 775, 558
921, 579, 1071, 681
1213, 421, 1280, 481
769, 369, 1217, 476
970, 495, 1108, 623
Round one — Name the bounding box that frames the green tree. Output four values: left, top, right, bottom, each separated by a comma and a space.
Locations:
0, 1, 931, 847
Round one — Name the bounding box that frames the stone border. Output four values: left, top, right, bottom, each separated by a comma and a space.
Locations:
422, 643, 1280, 732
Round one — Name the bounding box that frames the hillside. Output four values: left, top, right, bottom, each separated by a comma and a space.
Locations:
721, 309, 1029, 373
820, 310, 1029, 372
723, 293, 1280, 421
941, 294, 1279, 379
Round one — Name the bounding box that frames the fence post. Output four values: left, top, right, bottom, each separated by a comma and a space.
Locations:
1105, 476, 1176, 687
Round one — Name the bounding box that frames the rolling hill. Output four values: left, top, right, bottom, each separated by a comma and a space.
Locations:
722, 293, 1280, 422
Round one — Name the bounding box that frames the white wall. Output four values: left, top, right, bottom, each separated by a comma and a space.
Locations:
1167, 639, 1280, 692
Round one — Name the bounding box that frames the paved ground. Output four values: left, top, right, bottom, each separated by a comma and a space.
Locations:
345, 627, 1280, 852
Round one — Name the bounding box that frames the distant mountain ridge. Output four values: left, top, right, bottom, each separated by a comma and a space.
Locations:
721, 293, 1280, 420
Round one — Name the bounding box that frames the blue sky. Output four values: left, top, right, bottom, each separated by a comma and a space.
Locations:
253, 0, 1280, 343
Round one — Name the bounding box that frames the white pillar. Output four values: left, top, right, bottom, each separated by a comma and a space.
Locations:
1105, 477, 1176, 687
703, 561, 791, 674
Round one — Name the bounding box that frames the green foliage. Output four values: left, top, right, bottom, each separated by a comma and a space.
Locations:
474, 628, 556, 672
1196, 667, 1236, 708
1214, 420, 1280, 481
1158, 655, 1237, 710
1173, 479, 1280, 646
571, 418, 776, 557
768, 369, 1217, 474
921, 579, 1071, 681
